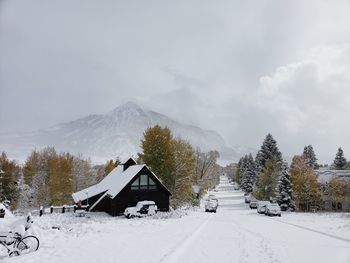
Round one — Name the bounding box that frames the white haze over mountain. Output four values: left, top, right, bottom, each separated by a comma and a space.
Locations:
0, 102, 249, 163
1, 1, 350, 164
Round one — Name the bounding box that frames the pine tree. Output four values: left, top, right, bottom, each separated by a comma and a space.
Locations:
240, 154, 257, 193
333, 148, 347, 170
276, 162, 295, 211
255, 134, 282, 172
254, 158, 280, 201
302, 145, 318, 169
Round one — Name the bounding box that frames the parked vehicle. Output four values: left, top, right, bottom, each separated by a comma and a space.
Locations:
208, 194, 217, 200
257, 201, 270, 214
244, 194, 252, 204
265, 203, 281, 217
249, 199, 258, 209
205, 198, 218, 213
124, 201, 157, 219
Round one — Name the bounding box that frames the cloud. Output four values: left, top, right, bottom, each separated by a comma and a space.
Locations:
1, 0, 350, 163
248, 44, 350, 162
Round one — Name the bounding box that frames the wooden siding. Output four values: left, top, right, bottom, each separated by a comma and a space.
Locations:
110, 166, 170, 216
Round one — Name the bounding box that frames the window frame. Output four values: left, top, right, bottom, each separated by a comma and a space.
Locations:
130, 174, 157, 191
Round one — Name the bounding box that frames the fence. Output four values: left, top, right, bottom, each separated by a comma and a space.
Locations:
38, 205, 90, 216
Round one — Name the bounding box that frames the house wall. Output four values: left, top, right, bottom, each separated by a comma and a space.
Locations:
80, 191, 106, 208
110, 167, 170, 216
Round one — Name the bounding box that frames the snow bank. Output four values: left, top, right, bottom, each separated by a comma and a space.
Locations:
0, 203, 13, 219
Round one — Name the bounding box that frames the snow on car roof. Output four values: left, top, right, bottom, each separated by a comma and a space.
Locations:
137, 201, 155, 205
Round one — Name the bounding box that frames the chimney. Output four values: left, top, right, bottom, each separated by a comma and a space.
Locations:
123, 158, 137, 171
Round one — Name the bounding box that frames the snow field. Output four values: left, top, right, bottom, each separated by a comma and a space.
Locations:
1, 176, 350, 263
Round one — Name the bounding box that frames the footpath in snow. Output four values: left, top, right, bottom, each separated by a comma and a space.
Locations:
1, 176, 350, 263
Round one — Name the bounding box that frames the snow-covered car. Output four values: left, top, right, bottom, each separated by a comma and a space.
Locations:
205, 198, 218, 213
265, 203, 281, 217
208, 194, 217, 199
249, 199, 258, 209
234, 185, 240, 190
244, 194, 252, 203
257, 201, 270, 214
124, 201, 158, 218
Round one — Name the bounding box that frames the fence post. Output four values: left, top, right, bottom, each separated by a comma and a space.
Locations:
85, 204, 89, 212
62, 206, 65, 213
50, 206, 53, 214
74, 205, 77, 212
39, 206, 43, 216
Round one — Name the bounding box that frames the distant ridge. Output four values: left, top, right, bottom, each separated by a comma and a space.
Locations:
0, 102, 247, 163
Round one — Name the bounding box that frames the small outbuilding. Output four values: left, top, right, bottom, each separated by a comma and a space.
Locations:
72, 158, 171, 216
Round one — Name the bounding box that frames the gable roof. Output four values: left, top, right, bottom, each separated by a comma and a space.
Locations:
72, 164, 144, 203
72, 160, 171, 204
315, 169, 350, 184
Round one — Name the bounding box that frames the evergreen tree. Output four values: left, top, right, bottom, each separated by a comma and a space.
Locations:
240, 154, 257, 193
333, 148, 347, 170
254, 158, 280, 201
255, 134, 282, 172
302, 145, 318, 169
276, 162, 296, 211
235, 157, 243, 184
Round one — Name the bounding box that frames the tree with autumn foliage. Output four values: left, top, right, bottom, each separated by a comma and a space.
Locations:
0, 152, 20, 207
138, 125, 175, 188
170, 139, 196, 208
138, 125, 197, 208
290, 155, 322, 211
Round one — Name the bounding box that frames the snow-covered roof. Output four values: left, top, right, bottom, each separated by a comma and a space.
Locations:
72, 164, 145, 203
315, 169, 350, 184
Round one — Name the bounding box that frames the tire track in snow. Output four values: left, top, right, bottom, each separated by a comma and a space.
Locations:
158, 214, 212, 263
269, 217, 350, 244
231, 217, 283, 263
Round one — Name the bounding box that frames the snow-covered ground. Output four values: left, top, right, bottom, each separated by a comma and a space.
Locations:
1, 177, 350, 263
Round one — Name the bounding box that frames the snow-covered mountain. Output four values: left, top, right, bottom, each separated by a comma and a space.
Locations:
0, 102, 245, 163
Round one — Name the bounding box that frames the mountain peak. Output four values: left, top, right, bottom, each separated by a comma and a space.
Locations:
107, 101, 146, 119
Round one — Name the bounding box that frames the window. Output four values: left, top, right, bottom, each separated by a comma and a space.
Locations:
140, 174, 148, 190
131, 179, 139, 190
149, 177, 157, 190
131, 174, 157, 191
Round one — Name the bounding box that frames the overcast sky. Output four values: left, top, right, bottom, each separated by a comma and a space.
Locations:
1, 0, 350, 163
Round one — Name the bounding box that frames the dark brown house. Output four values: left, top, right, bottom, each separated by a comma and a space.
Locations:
72, 158, 171, 216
